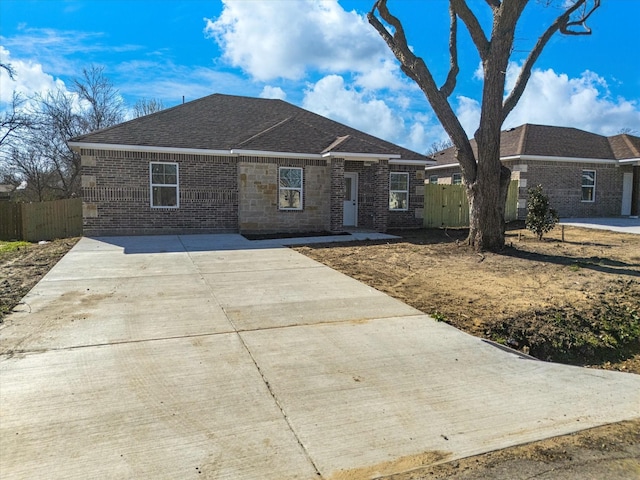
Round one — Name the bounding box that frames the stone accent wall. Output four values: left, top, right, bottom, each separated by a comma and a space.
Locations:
238, 158, 331, 234
81, 149, 237, 236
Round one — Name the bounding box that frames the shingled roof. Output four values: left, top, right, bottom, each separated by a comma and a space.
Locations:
430, 124, 640, 165
69, 93, 427, 161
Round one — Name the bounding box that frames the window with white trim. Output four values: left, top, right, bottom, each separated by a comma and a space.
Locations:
389, 172, 409, 211
452, 173, 462, 185
429, 175, 439, 185
581, 170, 596, 202
150, 162, 179, 208
279, 167, 303, 210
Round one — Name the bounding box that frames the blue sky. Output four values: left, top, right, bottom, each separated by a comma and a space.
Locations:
1, 0, 639, 154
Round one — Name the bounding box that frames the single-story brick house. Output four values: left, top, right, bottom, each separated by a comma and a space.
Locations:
68, 94, 432, 236
425, 124, 640, 219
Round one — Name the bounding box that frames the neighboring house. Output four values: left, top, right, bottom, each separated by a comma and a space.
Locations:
426, 124, 640, 219
0, 184, 15, 201
68, 94, 432, 236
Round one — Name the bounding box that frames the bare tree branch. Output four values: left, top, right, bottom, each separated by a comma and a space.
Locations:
133, 98, 165, 118
440, 4, 459, 98
561, 0, 600, 35
450, 0, 489, 57
484, 0, 501, 8
502, 0, 599, 120
368, 0, 475, 181
0, 62, 16, 80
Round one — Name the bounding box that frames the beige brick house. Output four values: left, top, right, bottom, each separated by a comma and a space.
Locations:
68, 94, 432, 236
426, 124, 640, 219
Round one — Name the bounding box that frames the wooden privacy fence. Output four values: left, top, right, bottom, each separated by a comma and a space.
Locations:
424, 180, 519, 228
0, 198, 83, 241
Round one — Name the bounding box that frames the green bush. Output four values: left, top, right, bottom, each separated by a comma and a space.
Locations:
525, 185, 559, 240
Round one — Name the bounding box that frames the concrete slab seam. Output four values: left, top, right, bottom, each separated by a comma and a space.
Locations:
178, 236, 324, 478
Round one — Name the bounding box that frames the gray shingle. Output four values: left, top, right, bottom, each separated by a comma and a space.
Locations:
70, 93, 425, 160
431, 124, 640, 165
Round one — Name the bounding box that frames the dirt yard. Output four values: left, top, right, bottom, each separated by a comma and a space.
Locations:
295, 223, 640, 375
0, 238, 79, 321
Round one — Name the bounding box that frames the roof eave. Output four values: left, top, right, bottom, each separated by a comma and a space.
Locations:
67, 141, 232, 157
619, 158, 640, 166
321, 151, 401, 161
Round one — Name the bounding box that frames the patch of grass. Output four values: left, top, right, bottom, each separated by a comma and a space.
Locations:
431, 311, 448, 322
0, 241, 31, 254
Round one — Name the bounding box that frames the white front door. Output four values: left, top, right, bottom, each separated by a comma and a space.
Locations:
343, 173, 358, 227
621, 172, 633, 216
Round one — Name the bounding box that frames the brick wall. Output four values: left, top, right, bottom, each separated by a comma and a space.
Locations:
330, 159, 345, 232
81, 148, 427, 236
524, 161, 624, 217
81, 149, 237, 236
238, 158, 331, 234
387, 163, 425, 229
428, 160, 628, 219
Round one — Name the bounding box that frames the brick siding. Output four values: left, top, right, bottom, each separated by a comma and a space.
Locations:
81, 149, 237, 236
428, 160, 630, 219
81, 149, 426, 236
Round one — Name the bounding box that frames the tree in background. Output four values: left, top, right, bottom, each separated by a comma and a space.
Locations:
525, 185, 558, 240
368, 0, 600, 251
1, 65, 125, 201
133, 98, 165, 118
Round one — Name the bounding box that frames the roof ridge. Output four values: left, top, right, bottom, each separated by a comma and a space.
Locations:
236, 116, 294, 147
321, 135, 351, 154
620, 134, 640, 157
517, 124, 529, 155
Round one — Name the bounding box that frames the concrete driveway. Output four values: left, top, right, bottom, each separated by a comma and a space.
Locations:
560, 217, 640, 234
1, 235, 639, 480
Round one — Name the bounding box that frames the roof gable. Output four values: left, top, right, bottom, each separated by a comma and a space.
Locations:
70, 93, 426, 160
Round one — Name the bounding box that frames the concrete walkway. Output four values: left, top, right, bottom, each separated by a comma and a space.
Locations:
560, 217, 640, 234
1, 235, 639, 480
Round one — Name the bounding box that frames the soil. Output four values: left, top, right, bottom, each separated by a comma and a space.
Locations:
1, 230, 638, 479
0, 238, 79, 321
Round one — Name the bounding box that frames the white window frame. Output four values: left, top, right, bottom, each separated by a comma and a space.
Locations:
279, 167, 303, 211
389, 172, 409, 211
150, 162, 179, 208
429, 175, 439, 185
452, 173, 462, 185
581, 169, 596, 203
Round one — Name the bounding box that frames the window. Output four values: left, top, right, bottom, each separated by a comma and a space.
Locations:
279, 167, 303, 210
452, 173, 462, 185
581, 170, 596, 202
389, 172, 409, 211
429, 175, 439, 185
150, 162, 178, 208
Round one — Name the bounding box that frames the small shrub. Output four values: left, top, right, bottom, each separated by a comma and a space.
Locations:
525, 185, 559, 240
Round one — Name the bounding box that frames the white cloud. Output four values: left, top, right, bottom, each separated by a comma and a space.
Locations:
455, 96, 481, 137
452, 65, 640, 137
303, 75, 404, 142
0, 46, 69, 103
204, 0, 398, 85
259, 86, 287, 100
504, 66, 640, 135
302, 74, 432, 153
